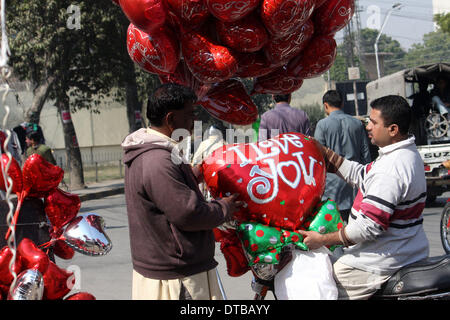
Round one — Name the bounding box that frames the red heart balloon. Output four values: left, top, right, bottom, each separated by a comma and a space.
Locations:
158, 59, 212, 100
42, 261, 75, 300
264, 19, 314, 65
22, 154, 64, 198
127, 24, 168, 76
214, 228, 250, 277
202, 133, 326, 230
287, 35, 337, 79
216, 13, 268, 53
234, 52, 279, 78
126, 23, 180, 74
0, 246, 23, 286
44, 188, 81, 232
119, 0, 167, 34
52, 240, 75, 260
181, 30, 238, 83
206, 0, 260, 22
313, 0, 355, 36
0, 153, 23, 194
199, 79, 258, 125
17, 238, 49, 275
166, 0, 210, 27
252, 66, 304, 94
65, 292, 96, 300
261, 0, 315, 38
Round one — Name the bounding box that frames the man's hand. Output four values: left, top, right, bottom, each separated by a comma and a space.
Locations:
222, 193, 245, 214
297, 230, 325, 250
192, 164, 204, 183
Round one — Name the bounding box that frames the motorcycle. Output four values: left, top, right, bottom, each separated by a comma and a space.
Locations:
441, 200, 450, 254
251, 252, 450, 300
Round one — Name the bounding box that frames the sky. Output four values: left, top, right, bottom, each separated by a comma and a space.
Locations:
338, 0, 438, 50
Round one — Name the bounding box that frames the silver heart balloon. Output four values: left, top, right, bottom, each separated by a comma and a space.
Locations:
62, 213, 112, 256
8, 269, 44, 300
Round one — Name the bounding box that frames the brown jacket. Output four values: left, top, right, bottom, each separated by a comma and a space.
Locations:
122, 129, 231, 280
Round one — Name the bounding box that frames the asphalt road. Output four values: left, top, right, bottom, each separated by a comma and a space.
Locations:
55, 192, 449, 300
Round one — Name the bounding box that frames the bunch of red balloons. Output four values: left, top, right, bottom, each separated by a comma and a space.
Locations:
115, 0, 355, 125
0, 154, 111, 299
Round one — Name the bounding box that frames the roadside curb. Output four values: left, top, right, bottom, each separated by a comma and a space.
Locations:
77, 187, 125, 202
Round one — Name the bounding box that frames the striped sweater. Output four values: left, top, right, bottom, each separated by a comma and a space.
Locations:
335, 136, 429, 275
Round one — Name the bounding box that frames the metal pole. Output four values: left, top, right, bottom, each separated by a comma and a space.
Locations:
374, 3, 402, 79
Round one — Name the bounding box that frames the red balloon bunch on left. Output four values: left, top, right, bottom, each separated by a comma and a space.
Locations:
0, 154, 105, 299
116, 0, 356, 125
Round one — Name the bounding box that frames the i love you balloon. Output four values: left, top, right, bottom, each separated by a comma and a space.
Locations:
202, 133, 326, 230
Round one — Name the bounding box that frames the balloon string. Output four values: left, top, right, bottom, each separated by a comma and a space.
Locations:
4, 189, 26, 240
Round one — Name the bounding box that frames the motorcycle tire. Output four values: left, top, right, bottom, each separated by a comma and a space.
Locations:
441, 202, 450, 254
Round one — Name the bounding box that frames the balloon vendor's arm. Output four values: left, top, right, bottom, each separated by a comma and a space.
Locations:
298, 227, 355, 251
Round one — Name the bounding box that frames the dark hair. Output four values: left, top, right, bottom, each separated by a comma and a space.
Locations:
273, 94, 291, 103
26, 131, 41, 143
370, 95, 411, 135
146, 83, 197, 127
322, 90, 343, 108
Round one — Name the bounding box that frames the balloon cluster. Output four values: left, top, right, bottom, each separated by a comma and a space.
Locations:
115, 0, 355, 125
202, 133, 344, 279
0, 154, 112, 300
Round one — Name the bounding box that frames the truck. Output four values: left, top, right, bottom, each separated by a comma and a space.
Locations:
365, 62, 450, 202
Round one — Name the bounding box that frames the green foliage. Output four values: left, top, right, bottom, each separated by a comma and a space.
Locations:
402, 30, 450, 68
435, 13, 450, 34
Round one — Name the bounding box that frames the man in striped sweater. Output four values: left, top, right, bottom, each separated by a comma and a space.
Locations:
300, 95, 429, 300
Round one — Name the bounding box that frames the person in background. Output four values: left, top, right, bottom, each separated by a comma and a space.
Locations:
314, 90, 371, 222
258, 93, 310, 141
122, 83, 243, 300
25, 131, 56, 165
301, 95, 429, 300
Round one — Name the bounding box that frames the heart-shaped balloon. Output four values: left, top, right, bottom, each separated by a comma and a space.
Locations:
158, 59, 212, 100
234, 52, 278, 78
126, 23, 180, 74
206, 0, 260, 22
126, 24, 172, 76
22, 154, 64, 198
261, 0, 315, 38
287, 35, 337, 79
313, 0, 355, 36
44, 188, 81, 233
52, 239, 75, 260
64, 292, 96, 300
0, 246, 23, 286
264, 19, 314, 65
202, 133, 326, 230
42, 261, 75, 300
61, 213, 112, 256
166, 0, 210, 27
17, 238, 49, 275
119, 0, 167, 34
216, 13, 268, 53
0, 153, 23, 194
7, 269, 44, 300
252, 66, 304, 94
199, 79, 258, 125
181, 30, 238, 83
214, 228, 250, 277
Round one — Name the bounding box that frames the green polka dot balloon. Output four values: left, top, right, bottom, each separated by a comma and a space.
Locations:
305, 199, 344, 251
236, 222, 308, 265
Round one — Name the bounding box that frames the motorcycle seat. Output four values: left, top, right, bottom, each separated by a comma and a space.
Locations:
373, 254, 450, 298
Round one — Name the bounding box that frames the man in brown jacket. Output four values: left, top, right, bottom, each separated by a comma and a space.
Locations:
122, 83, 242, 300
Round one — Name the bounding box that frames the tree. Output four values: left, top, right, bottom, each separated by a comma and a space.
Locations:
435, 13, 450, 34
403, 30, 450, 68
7, 0, 120, 189
327, 28, 406, 81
